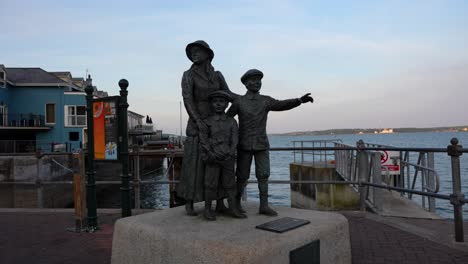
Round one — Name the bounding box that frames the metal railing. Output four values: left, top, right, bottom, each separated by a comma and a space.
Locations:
0, 113, 46, 127
0, 140, 74, 153
334, 140, 441, 213
292, 139, 341, 164
1, 139, 467, 242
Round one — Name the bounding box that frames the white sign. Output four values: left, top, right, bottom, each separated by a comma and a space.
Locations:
379, 150, 400, 175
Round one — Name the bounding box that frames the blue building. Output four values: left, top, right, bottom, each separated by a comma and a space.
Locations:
0, 65, 88, 152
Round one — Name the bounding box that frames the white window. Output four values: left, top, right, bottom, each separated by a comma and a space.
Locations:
65, 105, 86, 127
45, 103, 55, 124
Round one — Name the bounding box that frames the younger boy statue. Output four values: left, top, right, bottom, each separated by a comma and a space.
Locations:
200, 90, 247, 220
227, 69, 314, 216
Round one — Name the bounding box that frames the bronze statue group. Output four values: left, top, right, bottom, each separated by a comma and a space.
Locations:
176, 40, 314, 221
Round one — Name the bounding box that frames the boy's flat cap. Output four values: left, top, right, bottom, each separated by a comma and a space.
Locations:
208, 90, 232, 101
241, 69, 263, 84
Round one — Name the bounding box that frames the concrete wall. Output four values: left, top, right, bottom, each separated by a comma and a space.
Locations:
0, 154, 74, 208
290, 162, 360, 211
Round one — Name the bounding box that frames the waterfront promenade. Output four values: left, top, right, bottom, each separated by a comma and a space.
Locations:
1, 209, 468, 264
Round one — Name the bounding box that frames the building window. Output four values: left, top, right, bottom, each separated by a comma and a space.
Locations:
45, 103, 55, 124
0, 105, 6, 126
0, 71, 5, 88
69, 132, 80, 141
65, 105, 86, 126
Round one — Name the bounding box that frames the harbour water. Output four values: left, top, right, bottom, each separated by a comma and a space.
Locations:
143, 131, 468, 220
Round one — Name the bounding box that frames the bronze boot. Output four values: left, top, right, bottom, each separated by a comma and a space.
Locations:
228, 197, 247, 218
203, 200, 216, 221
258, 182, 278, 216
236, 181, 246, 213
215, 198, 229, 214
185, 200, 198, 216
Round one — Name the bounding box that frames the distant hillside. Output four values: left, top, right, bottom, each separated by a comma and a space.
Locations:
273, 126, 468, 136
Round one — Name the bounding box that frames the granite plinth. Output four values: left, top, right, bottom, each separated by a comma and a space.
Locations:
111, 202, 351, 264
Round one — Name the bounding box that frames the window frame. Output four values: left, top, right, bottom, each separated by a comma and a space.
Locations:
64, 105, 87, 127
45, 103, 56, 125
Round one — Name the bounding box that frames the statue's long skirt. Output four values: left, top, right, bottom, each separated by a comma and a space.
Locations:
176, 136, 205, 202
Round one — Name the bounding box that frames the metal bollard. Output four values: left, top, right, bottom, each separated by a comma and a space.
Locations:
447, 138, 465, 242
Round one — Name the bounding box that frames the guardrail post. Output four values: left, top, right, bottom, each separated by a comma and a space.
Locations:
427, 152, 436, 212
84, 76, 98, 231
357, 140, 369, 211
73, 151, 86, 232
371, 152, 383, 212
421, 153, 427, 209
301, 141, 304, 163
119, 79, 132, 217
134, 151, 141, 209
35, 151, 43, 208
447, 138, 464, 242
293, 141, 296, 162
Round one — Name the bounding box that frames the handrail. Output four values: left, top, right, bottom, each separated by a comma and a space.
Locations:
333, 141, 442, 214
400, 159, 440, 193
1, 179, 463, 202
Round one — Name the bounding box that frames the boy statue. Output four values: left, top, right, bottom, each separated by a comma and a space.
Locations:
227, 69, 314, 216
200, 90, 247, 220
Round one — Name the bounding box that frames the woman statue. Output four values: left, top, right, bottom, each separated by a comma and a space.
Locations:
177, 40, 238, 216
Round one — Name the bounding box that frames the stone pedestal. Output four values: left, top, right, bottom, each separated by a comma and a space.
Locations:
111, 203, 351, 264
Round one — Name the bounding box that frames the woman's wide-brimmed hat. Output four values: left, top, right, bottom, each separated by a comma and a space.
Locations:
241, 69, 263, 84
186, 40, 214, 62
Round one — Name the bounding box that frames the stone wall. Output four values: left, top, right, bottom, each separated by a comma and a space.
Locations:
0, 154, 75, 208
290, 162, 360, 210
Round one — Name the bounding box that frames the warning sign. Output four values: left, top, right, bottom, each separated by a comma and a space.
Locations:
379, 150, 400, 175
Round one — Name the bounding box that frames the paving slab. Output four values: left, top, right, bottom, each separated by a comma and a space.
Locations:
376, 190, 442, 219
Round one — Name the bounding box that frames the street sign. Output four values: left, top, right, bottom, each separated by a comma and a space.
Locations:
379, 150, 400, 175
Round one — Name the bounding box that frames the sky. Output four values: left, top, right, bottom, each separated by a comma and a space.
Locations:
1, 0, 468, 134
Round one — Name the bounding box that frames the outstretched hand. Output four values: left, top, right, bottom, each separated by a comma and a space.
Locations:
300, 93, 314, 103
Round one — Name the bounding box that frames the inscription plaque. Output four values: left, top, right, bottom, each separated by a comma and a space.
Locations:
255, 217, 310, 233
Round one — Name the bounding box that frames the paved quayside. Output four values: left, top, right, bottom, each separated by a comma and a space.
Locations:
1, 209, 468, 264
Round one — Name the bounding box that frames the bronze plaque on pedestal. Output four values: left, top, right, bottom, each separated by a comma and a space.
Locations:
255, 217, 310, 233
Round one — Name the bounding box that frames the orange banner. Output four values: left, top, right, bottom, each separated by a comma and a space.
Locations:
93, 101, 106, 159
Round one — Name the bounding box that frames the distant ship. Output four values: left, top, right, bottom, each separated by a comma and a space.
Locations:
374, 128, 394, 134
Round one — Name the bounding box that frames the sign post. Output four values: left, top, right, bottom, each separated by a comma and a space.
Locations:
84, 77, 132, 222
119, 79, 132, 217
84, 76, 98, 231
